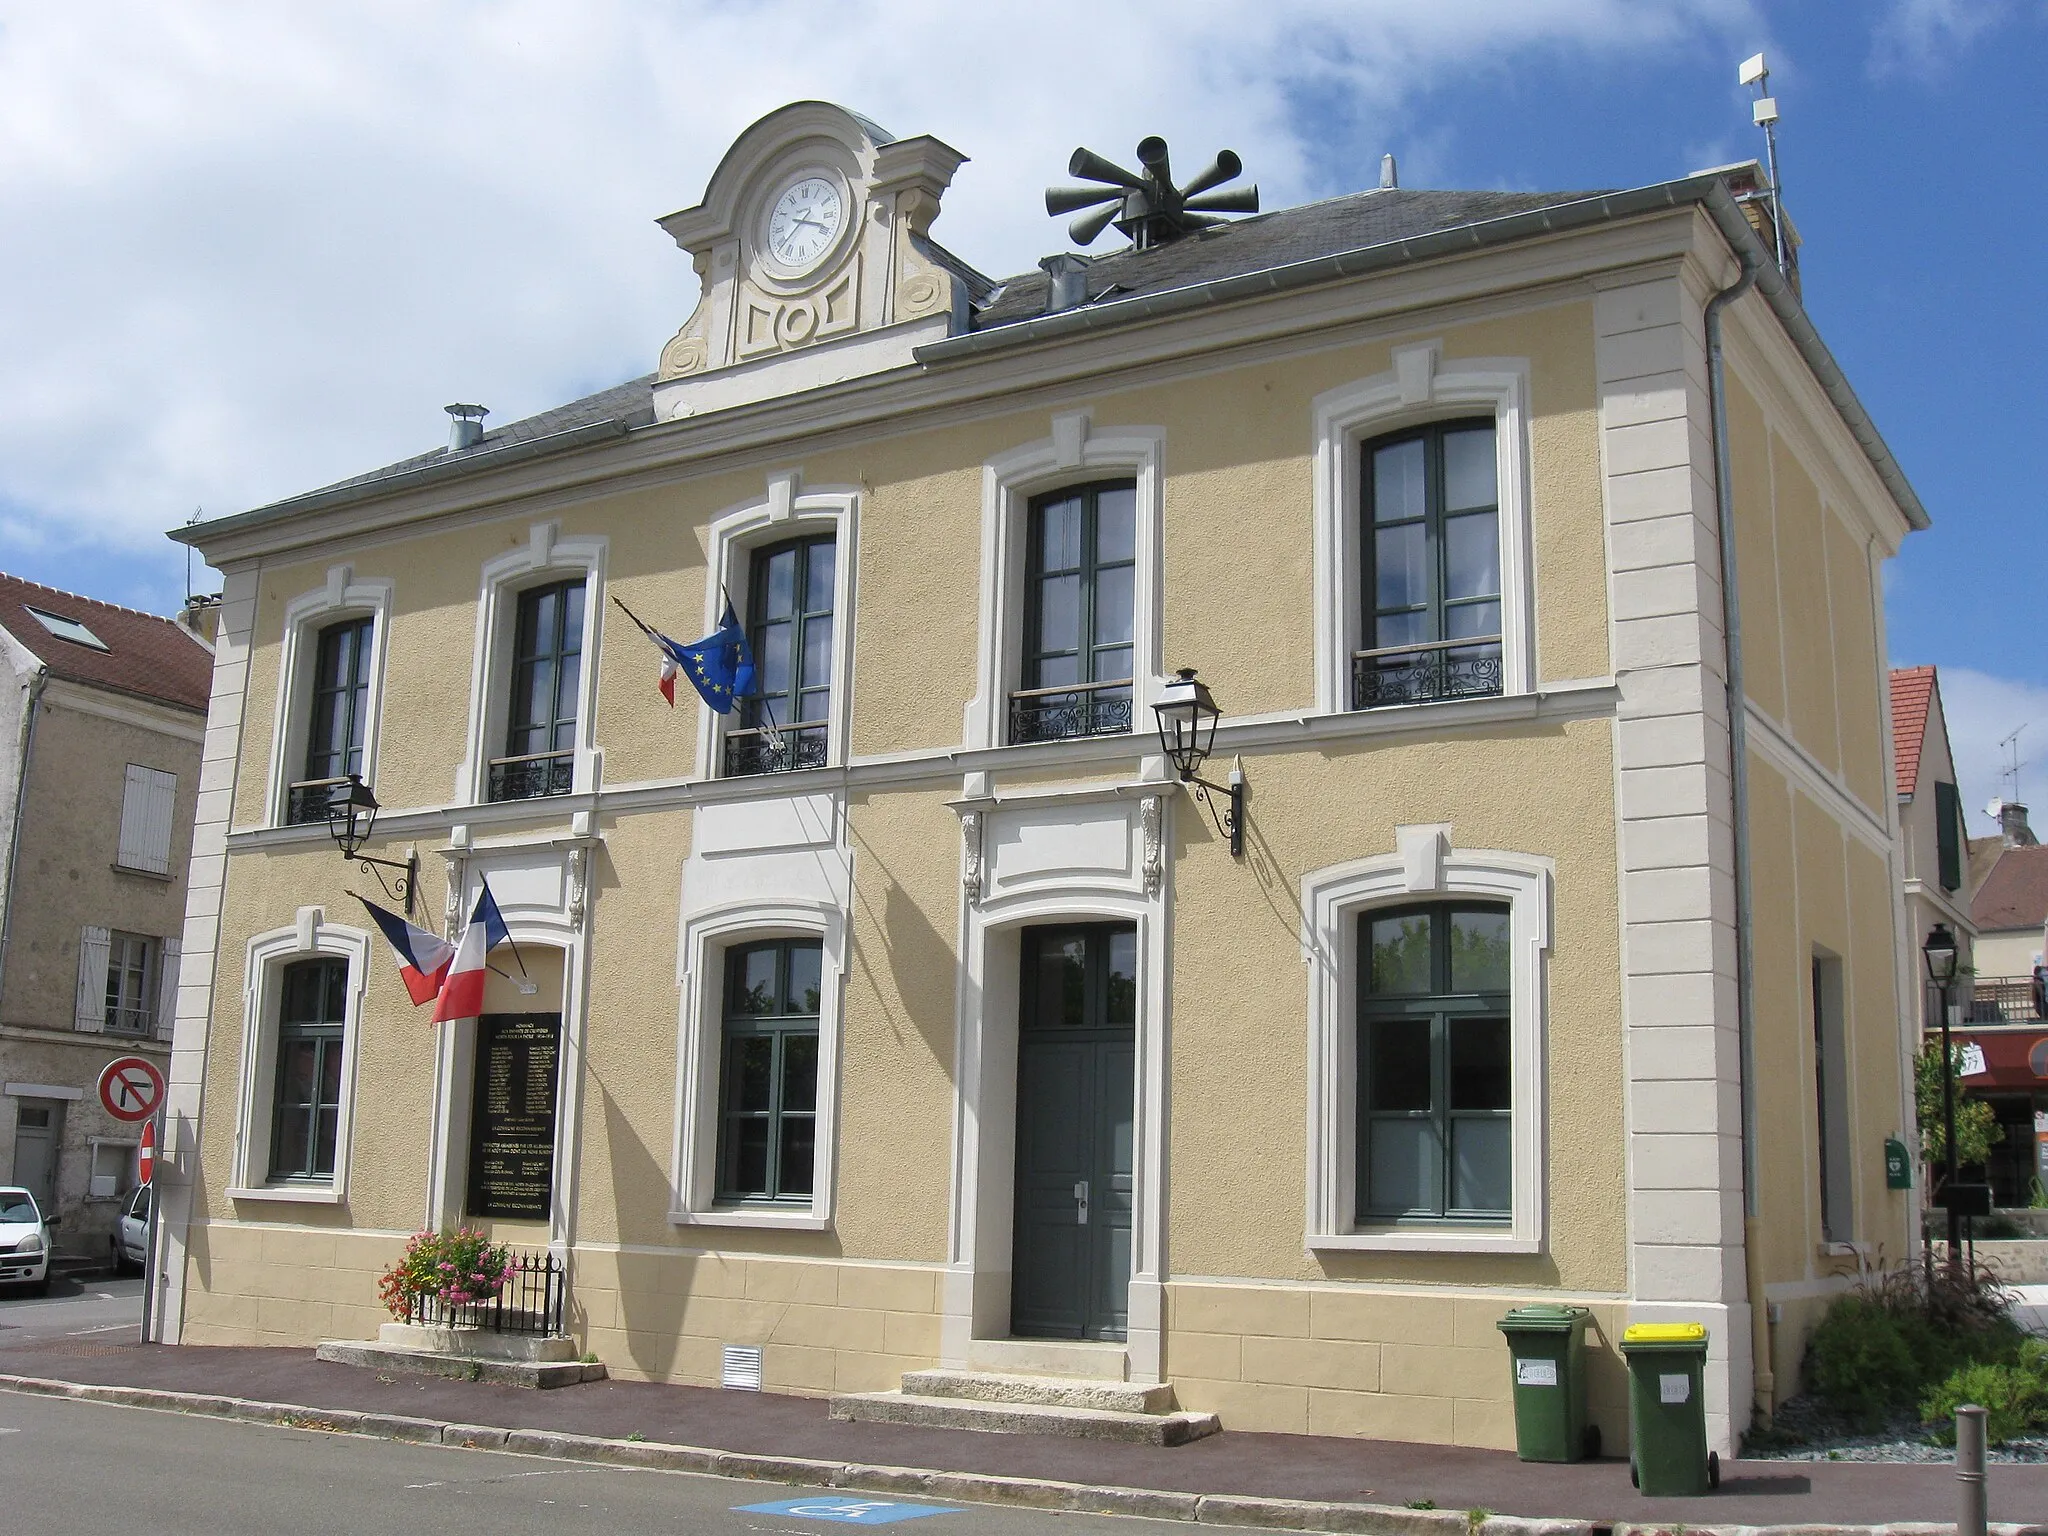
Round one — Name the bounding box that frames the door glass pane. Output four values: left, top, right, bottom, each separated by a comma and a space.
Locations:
1038, 497, 1082, 570
1032, 935, 1087, 1028
318, 1037, 345, 1101
1452, 1117, 1511, 1213
733, 948, 777, 1014
1375, 524, 1428, 610
1444, 510, 1500, 601
781, 1032, 819, 1113
1445, 601, 1501, 640
314, 1105, 339, 1176
804, 540, 836, 613
1092, 565, 1134, 649
785, 944, 822, 1014
1368, 1119, 1438, 1212
1449, 1017, 1511, 1110
1449, 910, 1510, 993
1375, 610, 1426, 648
779, 1116, 815, 1195
1368, 912, 1432, 994
1092, 646, 1132, 686
1095, 487, 1136, 563
1372, 439, 1426, 522
1034, 651, 1079, 688
1366, 1018, 1432, 1111
1105, 928, 1137, 1025
757, 619, 792, 699
764, 549, 797, 618
1037, 574, 1081, 654
729, 1037, 774, 1113
1442, 425, 1497, 511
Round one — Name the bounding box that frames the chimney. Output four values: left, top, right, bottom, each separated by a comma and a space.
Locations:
1038, 253, 1090, 314
445, 403, 489, 451
1379, 153, 1398, 190
178, 593, 222, 645
1999, 800, 2037, 848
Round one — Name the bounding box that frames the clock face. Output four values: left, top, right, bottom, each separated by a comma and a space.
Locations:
766, 176, 844, 271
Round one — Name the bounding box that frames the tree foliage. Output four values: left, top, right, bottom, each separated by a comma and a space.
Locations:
1915, 1041, 2002, 1171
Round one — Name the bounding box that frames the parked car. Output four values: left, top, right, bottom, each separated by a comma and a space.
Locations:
0, 1186, 55, 1296
111, 1182, 151, 1274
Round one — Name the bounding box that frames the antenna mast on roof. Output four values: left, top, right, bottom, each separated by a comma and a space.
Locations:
1737, 52, 1788, 277
1999, 724, 2028, 804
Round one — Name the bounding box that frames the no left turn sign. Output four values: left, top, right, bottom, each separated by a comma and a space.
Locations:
98, 1055, 165, 1122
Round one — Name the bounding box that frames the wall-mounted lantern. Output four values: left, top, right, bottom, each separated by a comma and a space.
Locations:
1151, 668, 1244, 859
326, 773, 419, 916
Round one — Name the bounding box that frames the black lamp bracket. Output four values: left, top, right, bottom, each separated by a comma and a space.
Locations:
1180, 773, 1244, 859
353, 848, 420, 918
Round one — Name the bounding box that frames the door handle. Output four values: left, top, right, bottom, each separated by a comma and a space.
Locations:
1073, 1180, 1090, 1226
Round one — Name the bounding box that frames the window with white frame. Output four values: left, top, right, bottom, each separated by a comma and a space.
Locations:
75, 926, 178, 1038
287, 616, 375, 824
492, 577, 586, 802
728, 534, 835, 778
268, 958, 349, 1183
103, 931, 158, 1035
1303, 842, 1549, 1253
115, 765, 177, 875
1312, 351, 1533, 717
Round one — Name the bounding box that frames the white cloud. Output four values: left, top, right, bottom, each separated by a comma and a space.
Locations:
1870, 0, 2010, 76
0, 0, 1755, 581
1933, 667, 2048, 837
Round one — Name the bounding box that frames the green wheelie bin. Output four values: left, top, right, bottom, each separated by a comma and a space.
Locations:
1620, 1322, 1718, 1495
1495, 1305, 1599, 1462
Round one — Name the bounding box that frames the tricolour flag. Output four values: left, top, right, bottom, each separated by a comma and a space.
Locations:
431, 883, 512, 1024
612, 595, 755, 712
356, 895, 456, 1007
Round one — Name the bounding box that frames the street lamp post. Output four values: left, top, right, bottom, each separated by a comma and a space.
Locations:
1922, 922, 1962, 1263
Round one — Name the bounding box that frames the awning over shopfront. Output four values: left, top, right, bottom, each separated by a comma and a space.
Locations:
1952, 1026, 2048, 1092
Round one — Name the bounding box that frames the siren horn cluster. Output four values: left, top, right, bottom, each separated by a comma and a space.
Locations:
1045, 136, 1259, 251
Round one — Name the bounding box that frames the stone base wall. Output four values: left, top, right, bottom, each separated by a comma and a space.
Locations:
180, 1222, 405, 1346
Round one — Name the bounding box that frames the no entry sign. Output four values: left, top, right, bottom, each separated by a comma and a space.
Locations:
98, 1055, 165, 1122
139, 1119, 156, 1184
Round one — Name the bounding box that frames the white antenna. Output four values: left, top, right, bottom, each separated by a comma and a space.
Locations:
1998, 724, 2028, 803
1737, 52, 1788, 277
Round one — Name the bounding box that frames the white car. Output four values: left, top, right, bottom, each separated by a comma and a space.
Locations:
111, 1182, 151, 1274
0, 1186, 54, 1296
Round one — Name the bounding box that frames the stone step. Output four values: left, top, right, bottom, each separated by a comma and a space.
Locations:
899, 1369, 1176, 1415
962, 1337, 1127, 1380
829, 1390, 1219, 1446
315, 1339, 607, 1390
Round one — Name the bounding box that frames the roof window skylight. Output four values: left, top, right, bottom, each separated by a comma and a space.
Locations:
24, 606, 109, 651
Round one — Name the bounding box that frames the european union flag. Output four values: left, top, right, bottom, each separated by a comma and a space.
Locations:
672, 602, 757, 716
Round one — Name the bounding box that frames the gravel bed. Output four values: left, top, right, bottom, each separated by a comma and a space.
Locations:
1745, 1393, 2048, 1463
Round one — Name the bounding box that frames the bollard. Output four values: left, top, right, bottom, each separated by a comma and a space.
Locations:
1955, 1403, 1987, 1536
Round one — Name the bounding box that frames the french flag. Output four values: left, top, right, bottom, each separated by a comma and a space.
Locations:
357, 896, 456, 1007
432, 883, 512, 1024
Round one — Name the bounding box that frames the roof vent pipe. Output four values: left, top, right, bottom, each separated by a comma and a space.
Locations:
1379, 154, 1398, 190
1038, 253, 1090, 314
445, 403, 489, 451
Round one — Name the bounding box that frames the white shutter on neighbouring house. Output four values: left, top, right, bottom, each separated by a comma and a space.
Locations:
116, 764, 177, 876
155, 937, 181, 1041
75, 925, 111, 1032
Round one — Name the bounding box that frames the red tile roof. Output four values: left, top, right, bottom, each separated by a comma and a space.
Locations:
0, 574, 212, 714
1972, 844, 2048, 933
1889, 666, 1936, 799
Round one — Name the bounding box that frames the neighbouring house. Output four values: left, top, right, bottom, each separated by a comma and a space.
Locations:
0, 575, 213, 1258
158, 102, 1928, 1457
1954, 800, 2048, 1204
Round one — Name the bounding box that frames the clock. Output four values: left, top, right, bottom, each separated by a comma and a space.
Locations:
766, 175, 845, 272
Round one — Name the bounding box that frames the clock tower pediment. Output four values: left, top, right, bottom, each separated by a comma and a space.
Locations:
652, 102, 974, 420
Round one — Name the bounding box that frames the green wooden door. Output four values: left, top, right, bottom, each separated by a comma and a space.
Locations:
1011, 924, 1136, 1341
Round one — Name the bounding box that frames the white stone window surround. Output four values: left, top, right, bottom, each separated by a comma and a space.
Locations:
1302, 830, 1551, 1253
459, 522, 608, 806
265, 565, 395, 827
670, 897, 846, 1231
965, 411, 1166, 751
225, 907, 370, 1205
1311, 344, 1536, 715
696, 473, 860, 780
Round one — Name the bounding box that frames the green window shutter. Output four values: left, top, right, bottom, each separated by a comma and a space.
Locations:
1935, 780, 1962, 892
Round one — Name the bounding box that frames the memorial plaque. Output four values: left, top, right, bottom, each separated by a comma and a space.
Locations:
466, 1013, 561, 1220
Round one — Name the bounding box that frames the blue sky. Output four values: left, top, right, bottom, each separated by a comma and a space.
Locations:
1, 1, 2041, 823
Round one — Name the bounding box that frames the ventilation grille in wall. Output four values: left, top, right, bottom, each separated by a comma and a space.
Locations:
721, 1344, 764, 1391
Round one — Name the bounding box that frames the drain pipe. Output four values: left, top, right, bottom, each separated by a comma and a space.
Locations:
0, 663, 50, 1005
1705, 239, 1771, 1425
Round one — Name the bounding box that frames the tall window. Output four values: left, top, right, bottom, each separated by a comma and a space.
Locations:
1812, 955, 1851, 1243
269, 958, 348, 1182
729, 535, 834, 777
717, 939, 822, 1203
491, 579, 583, 801
103, 932, 156, 1034
1358, 903, 1511, 1223
1356, 420, 1502, 709
289, 617, 374, 824
1013, 481, 1136, 743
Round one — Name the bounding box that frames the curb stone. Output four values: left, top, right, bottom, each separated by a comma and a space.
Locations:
3, 1374, 2045, 1536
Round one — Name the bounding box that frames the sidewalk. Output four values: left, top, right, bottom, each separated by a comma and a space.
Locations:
3, 1340, 2044, 1533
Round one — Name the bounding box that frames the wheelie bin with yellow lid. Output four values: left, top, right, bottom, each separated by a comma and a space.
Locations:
1620, 1321, 1717, 1495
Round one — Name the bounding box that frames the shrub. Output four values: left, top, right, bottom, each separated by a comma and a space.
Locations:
1808, 1296, 1921, 1428
1920, 1343, 2048, 1446
378, 1227, 516, 1320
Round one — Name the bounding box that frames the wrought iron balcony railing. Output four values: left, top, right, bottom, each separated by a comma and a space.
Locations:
1008, 679, 1134, 745
285, 776, 350, 827
103, 1004, 154, 1035
724, 722, 829, 778
1967, 977, 2047, 1024
487, 749, 575, 803
1351, 637, 1503, 710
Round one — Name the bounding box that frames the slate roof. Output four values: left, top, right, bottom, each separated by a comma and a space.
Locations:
1972, 844, 2048, 934
0, 573, 213, 714
1890, 665, 1936, 799
970, 187, 1608, 331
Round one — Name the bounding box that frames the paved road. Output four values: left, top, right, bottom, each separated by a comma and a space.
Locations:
0, 1392, 1186, 1535
0, 1275, 142, 1348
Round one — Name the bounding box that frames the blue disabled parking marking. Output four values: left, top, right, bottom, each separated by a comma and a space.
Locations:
735, 1497, 962, 1524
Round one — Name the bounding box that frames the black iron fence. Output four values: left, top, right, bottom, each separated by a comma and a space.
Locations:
1008, 681, 1134, 744
487, 750, 575, 803
1968, 977, 2046, 1024
401, 1246, 567, 1337
1352, 638, 1503, 710
725, 722, 829, 777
